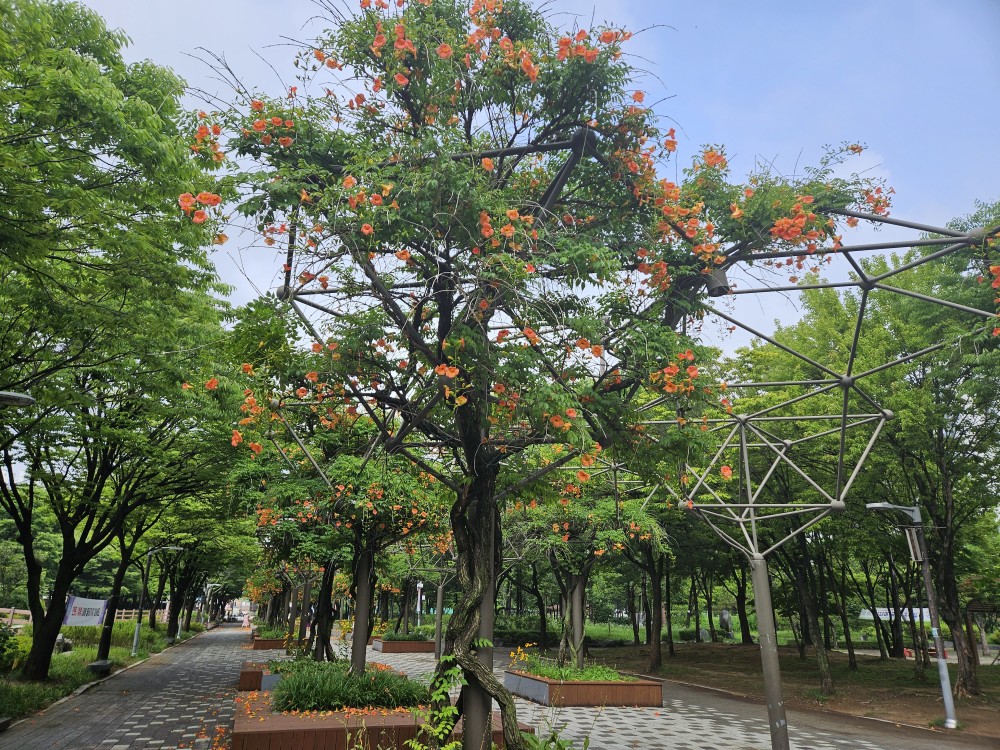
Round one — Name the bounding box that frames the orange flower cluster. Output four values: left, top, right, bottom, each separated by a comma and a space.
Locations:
245, 107, 295, 148
649, 349, 699, 395
769, 196, 826, 251
191, 113, 225, 162
178, 191, 222, 225
862, 186, 893, 216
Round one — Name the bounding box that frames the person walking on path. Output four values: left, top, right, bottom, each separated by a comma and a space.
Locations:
241, 611, 250, 629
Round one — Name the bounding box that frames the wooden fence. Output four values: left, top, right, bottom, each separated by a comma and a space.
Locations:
4, 606, 168, 628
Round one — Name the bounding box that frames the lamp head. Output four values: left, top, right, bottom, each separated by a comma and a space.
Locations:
704, 268, 731, 298
0, 391, 35, 407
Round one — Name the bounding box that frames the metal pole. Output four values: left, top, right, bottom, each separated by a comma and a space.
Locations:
416, 582, 423, 627
750, 554, 789, 750
131, 553, 152, 657
434, 581, 445, 660
916, 525, 958, 729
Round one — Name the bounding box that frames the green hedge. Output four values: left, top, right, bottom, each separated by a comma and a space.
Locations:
270, 660, 430, 712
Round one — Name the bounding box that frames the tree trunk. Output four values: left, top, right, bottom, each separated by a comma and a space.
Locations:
627, 581, 640, 646
664, 556, 675, 658
429, 465, 524, 750
905, 597, 926, 680
350, 547, 375, 675
166, 584, 184, 641
531, 563, 547, 651
701, 571, 716, 642
182, 593, 195, 634
286, 584, 300, 648
939, 572, 980, 695
21, 551, 78, 681
690, 576, 701, 642
647, 553, 664, 671
734, 562, 754, 645
97, 544, 135, 661
570, 573, 586, 669
641, 573, 651, 644
828, 555, 857, 671
150, 569, 167, 631
298, 577, 312, 645
312, 562, 337, 661
796, 536, 833, 695
887, 555, 906, 658
859, 559, 889, 660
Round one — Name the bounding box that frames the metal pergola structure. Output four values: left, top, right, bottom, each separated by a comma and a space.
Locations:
257, 123, 999, 749
644, 211, 999, 749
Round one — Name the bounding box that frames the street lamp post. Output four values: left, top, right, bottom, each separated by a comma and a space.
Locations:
415, 581, 423, 627
131, 546, 183, 656
866, 503, 957, 729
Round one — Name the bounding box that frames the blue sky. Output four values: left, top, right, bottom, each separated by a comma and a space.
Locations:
79, 0, 999, 341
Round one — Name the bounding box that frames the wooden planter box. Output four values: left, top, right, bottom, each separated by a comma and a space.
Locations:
239, 662, 266, 691
252, 638, 287, 650
372, 638, 435, 654
504, 669, 662, 707
232, 692, 527, 750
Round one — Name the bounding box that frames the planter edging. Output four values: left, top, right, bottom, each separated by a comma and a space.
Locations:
504, 669, 662, 707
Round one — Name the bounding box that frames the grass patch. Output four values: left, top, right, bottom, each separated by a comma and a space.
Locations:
511, 649, 632, 683
0, 622, 196, 720
253, 625, 288, 640
270, 659, 431, 712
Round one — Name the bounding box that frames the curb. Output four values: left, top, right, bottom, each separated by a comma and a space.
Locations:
2, 626, 214, 733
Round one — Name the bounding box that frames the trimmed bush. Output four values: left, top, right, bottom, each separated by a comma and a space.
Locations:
270, 660, 431, 712
380, 630, 431, 642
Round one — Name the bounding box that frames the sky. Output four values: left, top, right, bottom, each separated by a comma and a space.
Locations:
77, 0, 1000, 346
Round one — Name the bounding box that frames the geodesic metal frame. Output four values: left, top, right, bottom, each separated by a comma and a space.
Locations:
259, 125, 999, 750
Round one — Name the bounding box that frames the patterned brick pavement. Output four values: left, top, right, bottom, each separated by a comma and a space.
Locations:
1, 627, 988, 750
372, 649, 990, 750
0, 624, 275, 750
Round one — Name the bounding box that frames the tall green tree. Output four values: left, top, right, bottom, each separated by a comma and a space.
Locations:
204, 2, 876, 744
0, 0, 233, 680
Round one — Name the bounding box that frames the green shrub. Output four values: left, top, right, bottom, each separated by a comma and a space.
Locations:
270, 660, 431, 712
254, 625, 288, 640
515, 657, 631, 683
381, 630, 431, 642
509, 647, 632, 683
0, 624, 20, 672
18, 620, 166, 656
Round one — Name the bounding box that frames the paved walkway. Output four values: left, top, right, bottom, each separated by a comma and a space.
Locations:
373, 649, 991, 750
0, 624, 259, 750
0, 626, 990, 750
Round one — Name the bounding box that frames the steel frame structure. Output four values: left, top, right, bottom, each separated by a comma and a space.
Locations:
258, 124, 999, 750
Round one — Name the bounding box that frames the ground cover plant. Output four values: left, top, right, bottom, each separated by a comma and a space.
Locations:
508, 644, 631, 682
253, 625, 289, 640
270, 659, 431, 712
0, 623, 201, 721
380, 629, 434, 642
